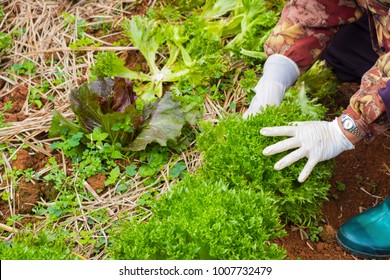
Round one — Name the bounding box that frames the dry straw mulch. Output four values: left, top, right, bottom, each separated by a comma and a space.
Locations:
0, 0, 205, 259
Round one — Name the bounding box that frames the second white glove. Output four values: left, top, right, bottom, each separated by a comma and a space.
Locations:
243, 54, 299, 119
260, 118, 355, 183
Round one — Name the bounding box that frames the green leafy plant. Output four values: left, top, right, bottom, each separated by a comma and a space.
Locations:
169, 161, 187, 179
109, 175, 286, 260
29, 81, 51, 109
69, 37, 102, 49
160, 0, 206, 12
92, 14, 227, 102
0, 7, 12, 52
0, 32, 12, 51
2, 101, 13, 112
50, 131, 84, 158
92, 16, 191, 102
202, 0, 239, 19
6, 214, 23, 227
3, 167, 38, 188
297, 60, 339, 100
0, 5, 5, 19
91, 17, 113, 34
109, 87, 334, 259
49, 77, 198, 151
332, 181, 346, 199
105, 166, 121, 186
61, 12, 87, 38
196, 89, 334, 225
202, 0, 282, 60
308, 225, 324, 243
137, 147, 169, 178
0, 230, 77, 260
11, 61, 37, 75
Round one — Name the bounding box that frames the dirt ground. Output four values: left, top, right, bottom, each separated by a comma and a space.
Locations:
1, 81, 389, 260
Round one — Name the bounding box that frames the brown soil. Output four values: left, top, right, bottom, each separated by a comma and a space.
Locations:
0, 85, 29, 122
278, 132, 390, 260
0, 149, 55, 221
87, 173, 108, 193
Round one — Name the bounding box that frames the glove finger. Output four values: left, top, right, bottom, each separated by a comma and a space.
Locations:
274, 148, 307, 170
243, 110, 252, 120
243, 108, 263, 119
298, 158, 318, 183
263, 137, 300, 155
260, 126, 298, 137
243, 103, 262, 119
288, 121, 317, 126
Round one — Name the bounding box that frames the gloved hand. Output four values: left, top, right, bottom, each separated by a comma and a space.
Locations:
260, 118, 355, 182
243, 54, 299, 119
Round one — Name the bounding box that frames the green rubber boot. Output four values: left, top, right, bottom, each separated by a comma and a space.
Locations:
336, 197, 390, 259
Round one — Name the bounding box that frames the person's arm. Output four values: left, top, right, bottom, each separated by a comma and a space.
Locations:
342, 53, 390, 141
263, 0, 362, 72
244, 0, 363, 118
260, 117, 356, 183
260, 53, 390, 183
242, 54, 299, 119
336, 116, 362, 145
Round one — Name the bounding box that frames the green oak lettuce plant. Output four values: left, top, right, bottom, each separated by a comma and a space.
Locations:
91, 16, 190, 102
297, 60, 339, 100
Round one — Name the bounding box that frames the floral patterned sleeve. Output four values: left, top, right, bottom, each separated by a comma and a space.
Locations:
343, 53, 390, 141
264, 0, 362, 72
343, 2, 390, 141
264, 0, 390, 140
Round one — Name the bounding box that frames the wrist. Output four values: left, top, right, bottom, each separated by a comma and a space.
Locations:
261, 54, 299, 89
337, 115, 363, 145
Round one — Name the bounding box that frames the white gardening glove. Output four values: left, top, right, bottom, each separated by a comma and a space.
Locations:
243, 54, 299, 119
260, 118, 355, 182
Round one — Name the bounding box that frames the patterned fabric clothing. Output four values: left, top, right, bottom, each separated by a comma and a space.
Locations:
264, 0, 390, 141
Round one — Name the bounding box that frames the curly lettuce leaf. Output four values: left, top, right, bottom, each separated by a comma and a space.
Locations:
297, 60, 339, 99
91, 52, 150, 81
121, 15, 163, 76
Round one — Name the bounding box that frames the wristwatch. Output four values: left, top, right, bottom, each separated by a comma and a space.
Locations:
340, 114, 365, 139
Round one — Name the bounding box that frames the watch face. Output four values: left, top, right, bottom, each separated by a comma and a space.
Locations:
343, 119, 354, 130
